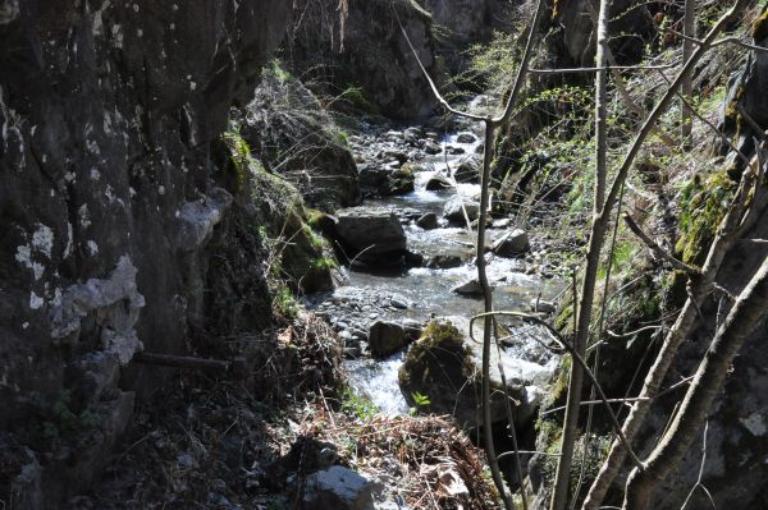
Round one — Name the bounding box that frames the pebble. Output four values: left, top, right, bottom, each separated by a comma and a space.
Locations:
390, 298, 408, 309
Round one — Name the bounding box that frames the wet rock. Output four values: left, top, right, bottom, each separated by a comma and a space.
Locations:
399, 318, 547, 429
380, 149, 409, 164
387, 164, 416, 195
443, 196, 480, 225
425, 174, 453, 191
302, 466, 376, 510
426, 254, 464, 269
404, 251, 425, 269
454, 159, 480, 183
492, 229, 530, 257
423, 140, 443, 154
456, 133, 477, 144
529, 299, 556, 315
389, 298, 410, 310
448, 146, 466, 155
334, 207, 407, 267
416, 213, 439, 230
451, 279, 484, 297
359, 164, 415, 197
368, 321, 410, 358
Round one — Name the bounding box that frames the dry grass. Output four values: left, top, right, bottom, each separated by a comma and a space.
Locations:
297, 401, 503, 510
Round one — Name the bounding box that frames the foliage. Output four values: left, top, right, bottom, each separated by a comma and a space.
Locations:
340, 387, 379, 422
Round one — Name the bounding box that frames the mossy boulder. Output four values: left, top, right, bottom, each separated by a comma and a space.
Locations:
398, 318, 554, 430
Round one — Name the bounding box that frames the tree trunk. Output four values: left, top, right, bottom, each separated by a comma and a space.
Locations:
681, 0, 696, 145
549, 1, 610, 508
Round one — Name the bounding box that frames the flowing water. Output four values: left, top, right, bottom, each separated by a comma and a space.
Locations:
306, 118, 564, 416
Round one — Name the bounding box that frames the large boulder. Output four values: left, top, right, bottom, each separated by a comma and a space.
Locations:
334, 207, 408, 268
368, 320, 420, 358
286, 0, 442, 119
398, 318, 556, 429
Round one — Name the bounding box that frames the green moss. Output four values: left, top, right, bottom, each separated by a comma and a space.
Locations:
398, 320, 469, 389
547, 354, 572, 408
675, 169, 737, 264
272, 285, 298, 319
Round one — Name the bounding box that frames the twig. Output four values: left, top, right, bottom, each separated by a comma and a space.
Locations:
468, 311, 645, 471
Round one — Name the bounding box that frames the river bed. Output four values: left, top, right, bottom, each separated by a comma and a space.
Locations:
305, 119, 564, 416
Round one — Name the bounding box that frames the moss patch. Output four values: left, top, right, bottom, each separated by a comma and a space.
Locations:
675, 169, 737, 265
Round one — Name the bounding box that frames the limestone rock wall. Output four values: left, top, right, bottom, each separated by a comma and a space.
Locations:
0, 0, 290, 505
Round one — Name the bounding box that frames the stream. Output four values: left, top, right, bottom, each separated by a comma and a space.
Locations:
305, 112, 564, 418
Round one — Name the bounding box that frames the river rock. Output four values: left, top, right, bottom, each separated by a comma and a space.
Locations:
456, 133, 477, 144
424, 140, 443, 154
425, 174, 453, 191
387, 164, 416, 195
302, 466, 375, 510
416, 213, 439, 230
443, 196, 480, 225
529, 299, 556, 315
427, 254, 464, 269
492, 229, 530, 257
368, 321, 417, 358
451, 279, 484, 297
398, 318, 550, 429
335, 207, 407, 267
454, 159, 480, 183
448, 146, 466, 155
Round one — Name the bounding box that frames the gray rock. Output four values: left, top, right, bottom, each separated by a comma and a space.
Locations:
425, 174, 452, 191
456, 132, 477, 144
451, 279, 485, 297
335, 207, 407, 266
416, 213, 439, 230
423, 140, 442, 154
454, 159, 480, 183
443, 195, 480, 225
368, 321, 410, 358
529, 299, 556, 314
426, 254, 464, 269
492, 229, 530, 257
302, 466, 375, 510
448, 146, 466, 155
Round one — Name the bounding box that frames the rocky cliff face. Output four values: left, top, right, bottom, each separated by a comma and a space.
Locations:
286, 0, 441, 119
0, 0, 290, 505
